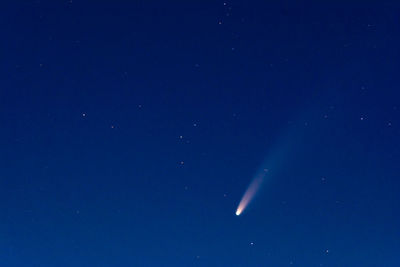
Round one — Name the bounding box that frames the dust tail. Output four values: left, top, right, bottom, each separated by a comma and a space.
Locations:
235, 172, 266, 216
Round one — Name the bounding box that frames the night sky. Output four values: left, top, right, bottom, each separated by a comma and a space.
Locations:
2, 1, 400, 266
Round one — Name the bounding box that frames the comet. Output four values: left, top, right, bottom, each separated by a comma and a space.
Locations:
235, 171, 266, 216
235, 127, 297, 216
234, 114, 307, 216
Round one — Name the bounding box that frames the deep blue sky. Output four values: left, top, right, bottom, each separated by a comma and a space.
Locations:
1, 1, 400, 266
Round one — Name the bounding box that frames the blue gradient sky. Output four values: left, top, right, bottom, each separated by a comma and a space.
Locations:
1, 1, 400, 266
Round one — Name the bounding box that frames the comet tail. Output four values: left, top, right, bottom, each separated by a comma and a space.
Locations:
235, 174, 264, 216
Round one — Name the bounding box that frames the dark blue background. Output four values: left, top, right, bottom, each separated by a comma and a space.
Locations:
1, 1, 400, 266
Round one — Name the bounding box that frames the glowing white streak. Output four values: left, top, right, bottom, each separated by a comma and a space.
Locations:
235, 174, 264, 216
